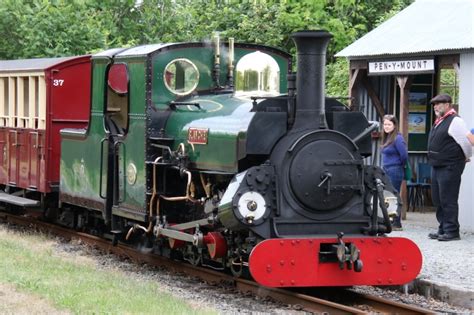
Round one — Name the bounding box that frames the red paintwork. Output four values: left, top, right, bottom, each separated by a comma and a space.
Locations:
249, 237, 422, 287
0, 128, 7, 182
8, 130, 18, 185
108, 64, 128, 94
46, 58, 91, 192
168, 238, 186, 249
28, 130, 44, 189
18, 130, 29, 188
203, 232, 227, 259
168, 225, 192, 249
1, 56, 91, 193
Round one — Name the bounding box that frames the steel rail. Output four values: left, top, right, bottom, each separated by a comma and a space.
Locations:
0, 211, 434, 314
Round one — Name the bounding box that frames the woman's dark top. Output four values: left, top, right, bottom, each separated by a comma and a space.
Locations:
382, 133, 408, 167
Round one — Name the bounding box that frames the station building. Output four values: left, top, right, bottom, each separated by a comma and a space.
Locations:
336, 0, 474, 231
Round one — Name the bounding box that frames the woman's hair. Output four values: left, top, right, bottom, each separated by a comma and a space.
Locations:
381, 114, 399, 148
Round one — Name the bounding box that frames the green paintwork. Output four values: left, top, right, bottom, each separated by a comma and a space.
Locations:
152, 46, 289, 108
60, 42, 290, 218
152, 45, 290, 173
60, 59, 109, 211
165, 94, 255, 172
114, 60, 147, 212
60, 58, 148, 213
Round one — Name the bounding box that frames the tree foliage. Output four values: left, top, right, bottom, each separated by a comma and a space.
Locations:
0, 0, 413, 95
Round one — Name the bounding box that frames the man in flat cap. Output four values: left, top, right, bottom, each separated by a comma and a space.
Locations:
427, 94, 472, 241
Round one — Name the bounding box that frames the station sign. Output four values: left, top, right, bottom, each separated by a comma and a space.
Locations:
368, 58, 435, 75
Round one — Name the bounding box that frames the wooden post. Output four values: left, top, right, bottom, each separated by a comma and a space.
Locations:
349, 68, 363, 110
348, 60, 367, 111
361, 74, 386, 118
396, 75, 413, 220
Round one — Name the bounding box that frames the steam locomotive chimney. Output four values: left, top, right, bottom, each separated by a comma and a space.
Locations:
291, 30, 332, 131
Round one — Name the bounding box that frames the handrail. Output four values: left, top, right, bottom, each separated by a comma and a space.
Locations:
99, 137, 108, 199
60, 128, 88, 140
114, 140, 125, 203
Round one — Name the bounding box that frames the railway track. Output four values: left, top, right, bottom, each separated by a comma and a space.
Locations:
0, 210, 434, 314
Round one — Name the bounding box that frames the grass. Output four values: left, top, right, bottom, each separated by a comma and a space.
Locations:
0, 225, 216, 315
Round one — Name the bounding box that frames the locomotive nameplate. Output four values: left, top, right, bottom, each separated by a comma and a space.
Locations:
188, 128, 208, 144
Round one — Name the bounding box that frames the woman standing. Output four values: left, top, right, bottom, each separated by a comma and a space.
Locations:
381, 115, 408, 230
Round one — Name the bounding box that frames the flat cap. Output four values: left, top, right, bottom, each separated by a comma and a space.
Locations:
430, 94, 452, 105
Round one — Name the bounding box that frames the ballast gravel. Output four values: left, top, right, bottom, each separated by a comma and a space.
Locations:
1, 221, 472, 314
57, 237, 471, 314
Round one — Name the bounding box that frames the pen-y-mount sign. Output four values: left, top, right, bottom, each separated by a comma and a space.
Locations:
368, 59, 434, 75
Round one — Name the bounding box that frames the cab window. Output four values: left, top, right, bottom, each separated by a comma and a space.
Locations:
235, 51, 280, 97
106, 63, 129, 134
163, 58, 199, 96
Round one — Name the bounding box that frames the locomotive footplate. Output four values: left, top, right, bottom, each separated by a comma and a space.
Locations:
248, 236, 422, 287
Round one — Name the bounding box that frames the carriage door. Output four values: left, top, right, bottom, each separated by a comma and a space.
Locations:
29, 131, 43, 189
0, 129, 7, 183
104, 63, 129, 213
8, 130, 19, 185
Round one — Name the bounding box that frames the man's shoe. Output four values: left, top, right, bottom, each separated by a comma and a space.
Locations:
428, 232, 440, 239
438, 233, 460, 241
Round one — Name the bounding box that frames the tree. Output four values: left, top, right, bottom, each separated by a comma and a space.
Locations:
0, 0, 413, 96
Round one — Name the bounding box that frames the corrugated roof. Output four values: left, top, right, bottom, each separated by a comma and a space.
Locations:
336, 0, 474, 58
0, 56, 81, 72
115, 44, 172, 57
93, 48, 128, 58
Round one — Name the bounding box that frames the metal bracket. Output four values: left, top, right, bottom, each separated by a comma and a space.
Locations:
335, 232, 363, 272
154, 224, 204, 247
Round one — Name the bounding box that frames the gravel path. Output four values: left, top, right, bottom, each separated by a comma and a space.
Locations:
391, 211, 474, 291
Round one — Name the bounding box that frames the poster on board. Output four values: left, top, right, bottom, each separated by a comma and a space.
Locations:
408, 113, 426, 134
409, 92, 427, 112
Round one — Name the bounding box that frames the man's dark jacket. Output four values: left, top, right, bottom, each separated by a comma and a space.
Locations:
427, 115, 465, 166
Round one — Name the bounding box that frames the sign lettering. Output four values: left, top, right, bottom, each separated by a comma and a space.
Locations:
188, 128, 208, 145
368, 59, 434, 75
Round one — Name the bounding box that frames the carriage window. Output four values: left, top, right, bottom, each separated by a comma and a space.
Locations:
163, 58, 199, 96
235, 51, 280, 97
106, 63, 129, 134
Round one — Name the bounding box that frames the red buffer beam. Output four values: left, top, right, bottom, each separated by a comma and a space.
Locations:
249, 237, 422, 287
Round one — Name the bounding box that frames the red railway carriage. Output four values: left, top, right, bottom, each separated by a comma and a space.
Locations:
0, 56, 91, 197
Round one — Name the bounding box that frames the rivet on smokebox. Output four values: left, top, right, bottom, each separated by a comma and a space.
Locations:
266, 265, 272, 273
